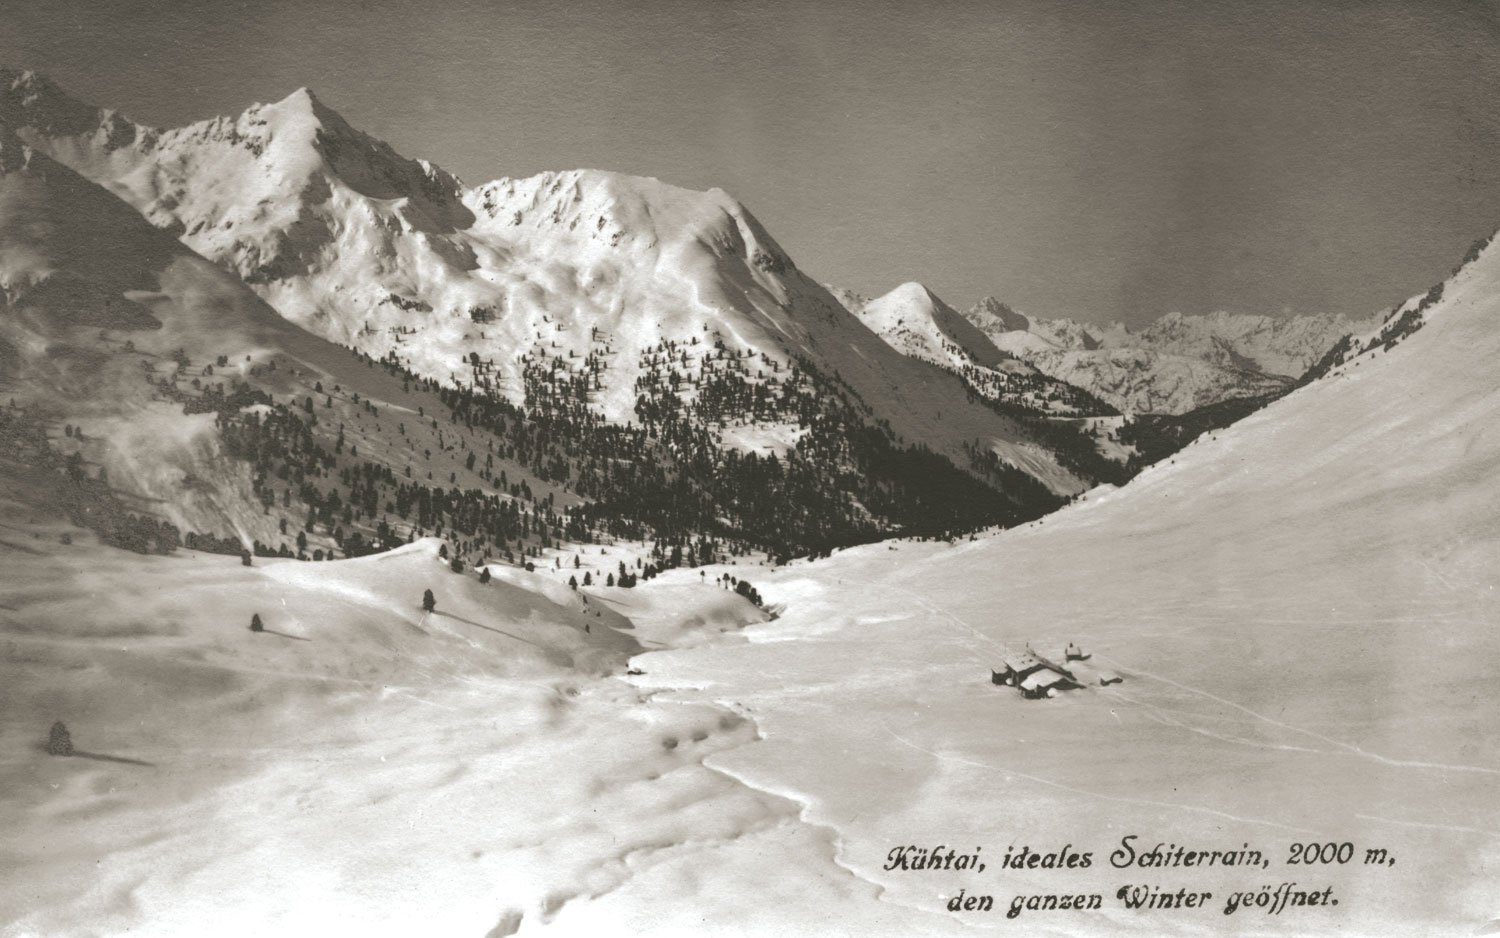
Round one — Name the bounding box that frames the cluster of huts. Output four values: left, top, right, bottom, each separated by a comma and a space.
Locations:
992, 644, 1122, 699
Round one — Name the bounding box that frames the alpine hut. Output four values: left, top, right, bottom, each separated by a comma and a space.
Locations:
992, 650, 1082, 699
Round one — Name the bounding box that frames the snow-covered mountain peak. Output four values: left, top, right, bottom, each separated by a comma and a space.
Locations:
969, 294, 1031, 332
1, 68, 154, 159
262, 85, 321, 116
862, 281, 945, 324
227, 87, 330, 159
466, 168, 791, 273
1, 68, 97, 135
1, 69, 473, 251
879, 280, 942, 307
242, 86, 468, 212
860, 280, 1011, 370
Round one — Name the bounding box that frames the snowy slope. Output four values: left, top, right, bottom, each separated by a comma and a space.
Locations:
0, 536, 707, 938
627, 235, 1500, 934
0, 119, 596, 565
0, 122, 349, 544
2, 69, 1082, 496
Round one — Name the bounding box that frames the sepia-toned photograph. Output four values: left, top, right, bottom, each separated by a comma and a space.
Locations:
1, 1, 1497, 935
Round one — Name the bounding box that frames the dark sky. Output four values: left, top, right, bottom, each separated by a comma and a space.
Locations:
4, 0, 1500, 326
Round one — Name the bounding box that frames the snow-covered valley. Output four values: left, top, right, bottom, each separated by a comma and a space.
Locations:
4, 168, 1498, 938
0, 45, 1496, 938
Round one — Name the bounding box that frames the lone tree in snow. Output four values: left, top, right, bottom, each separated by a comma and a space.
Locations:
240, 549, 252, 567
47, 721, 73, 756
479, 568, 492, 584
422, 589, 436, 613
250, 613, 264, 632
568, 575, 578, 591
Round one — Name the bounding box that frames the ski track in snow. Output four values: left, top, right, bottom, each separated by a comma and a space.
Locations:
1124, 697, 1331, 756
877, 717, 1319, 836
1099, 654, 1500, 777
1354, 813, 1500, 839
834, 571, 1499, 781
860, 577, 1005, 656
848, 577, 1500, 790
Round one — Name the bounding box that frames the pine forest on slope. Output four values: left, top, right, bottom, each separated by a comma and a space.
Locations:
0, 72, 1070, 568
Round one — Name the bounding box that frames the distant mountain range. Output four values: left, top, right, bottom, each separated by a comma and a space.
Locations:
962, 296, 1380, 415
836, 282, 1117, 417
837, 280, 1378, 416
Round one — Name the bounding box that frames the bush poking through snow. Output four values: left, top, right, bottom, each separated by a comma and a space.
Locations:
422, 589, 436, 613
47, 722, 73, 756
249, 613, 264, 632
479, 567, 491, 584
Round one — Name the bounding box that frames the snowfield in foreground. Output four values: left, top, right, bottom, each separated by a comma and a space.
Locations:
0, 536, 788, 937
620, 236, 1500, 936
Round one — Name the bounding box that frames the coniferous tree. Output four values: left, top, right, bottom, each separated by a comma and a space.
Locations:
422, 589, 436, 612
250, 613, 264, 632
47, 721, 73, 756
